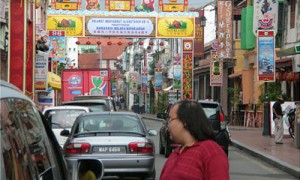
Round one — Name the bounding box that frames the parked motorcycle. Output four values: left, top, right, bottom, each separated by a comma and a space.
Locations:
287, 108, 296, 139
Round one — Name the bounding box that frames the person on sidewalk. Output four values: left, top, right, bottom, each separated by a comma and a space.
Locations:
272, 96, 285, 144
160, 100, 229, 180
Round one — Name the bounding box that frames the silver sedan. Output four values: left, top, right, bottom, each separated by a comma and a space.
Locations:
61, 111, 157, 180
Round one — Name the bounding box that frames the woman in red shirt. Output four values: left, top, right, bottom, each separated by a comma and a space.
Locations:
160, 100, 229, 180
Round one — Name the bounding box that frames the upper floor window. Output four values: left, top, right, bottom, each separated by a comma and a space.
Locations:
290, 0, 295, 29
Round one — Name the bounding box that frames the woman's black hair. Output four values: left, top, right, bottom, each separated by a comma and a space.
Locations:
175, 100, 215, 141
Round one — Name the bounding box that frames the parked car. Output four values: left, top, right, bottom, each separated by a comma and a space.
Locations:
157, 100, 230, 157
63, 95, 117, 112
43, 106, 92, 147
0, 80, 70, 180
61, 111, 157, 179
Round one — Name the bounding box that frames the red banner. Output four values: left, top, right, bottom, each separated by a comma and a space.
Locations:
182, 39, 193, 99
192, 9, 204, 58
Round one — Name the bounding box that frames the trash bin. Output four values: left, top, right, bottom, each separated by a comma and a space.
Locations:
294, 104, 300, 149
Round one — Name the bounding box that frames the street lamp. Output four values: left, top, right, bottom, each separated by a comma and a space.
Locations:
200, 15, 207, 27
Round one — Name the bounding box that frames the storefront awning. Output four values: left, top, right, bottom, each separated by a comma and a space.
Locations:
163, 85, 173, 92
48, 72, 61, 90
229, 72, 242, 78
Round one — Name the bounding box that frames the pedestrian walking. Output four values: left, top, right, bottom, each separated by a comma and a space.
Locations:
160, 100, 229, 180
272, 95, 285, 144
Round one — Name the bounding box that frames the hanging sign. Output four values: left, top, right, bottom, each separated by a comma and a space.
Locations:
35, 51, 49, 91
210, 51, 223, 86
47, 15, 84, 37
158, 0, 188, 12
155, 68, 163, 91
48, 30, 66, 62
157, 17, 195, 38
253, 0, 279, 36
105, 0, 135, 11
173, 54, 181, 90
257, 30, 275, 82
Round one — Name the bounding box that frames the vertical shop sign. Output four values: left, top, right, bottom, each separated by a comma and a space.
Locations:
49, 30, 66, 62
257, 30, 275, 82
182, 39, 193, 99
117, 78, 124, 94
35, 51, 49, 91
217, 0, 232, 58
192, 9, 205, 58
210, 51, 223, 86
173, 54, 181, 90
253, 0, 279, 36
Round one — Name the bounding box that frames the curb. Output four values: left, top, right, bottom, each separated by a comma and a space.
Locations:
231, 140, 300, 178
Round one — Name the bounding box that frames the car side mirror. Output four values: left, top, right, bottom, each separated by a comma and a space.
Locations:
148, 129, 158, 136
157, 112, 167, 119
60, 129, 70, 136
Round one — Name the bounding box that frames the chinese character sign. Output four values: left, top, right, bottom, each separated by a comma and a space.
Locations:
257, 30, 275, 82
217, 0, 232, 58
253, 0, 279, 36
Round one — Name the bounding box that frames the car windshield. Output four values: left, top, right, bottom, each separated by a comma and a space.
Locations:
76, 114, 144, 134
200, 103, 219, 119
45, 109, 86, 128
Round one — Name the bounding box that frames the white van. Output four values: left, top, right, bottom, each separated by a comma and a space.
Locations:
43, 106, 91, 147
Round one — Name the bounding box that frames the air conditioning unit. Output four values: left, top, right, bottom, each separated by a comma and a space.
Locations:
293, 55, 300, 72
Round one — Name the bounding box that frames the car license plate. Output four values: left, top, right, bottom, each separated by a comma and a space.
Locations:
93, 146, 125, 153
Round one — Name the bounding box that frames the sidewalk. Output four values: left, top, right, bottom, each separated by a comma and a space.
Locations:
140, 113, 300, 178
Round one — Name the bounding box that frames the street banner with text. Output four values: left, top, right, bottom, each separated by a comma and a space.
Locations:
48, 30, 66, 62
141, 74, 148, 93
253, 0, 279, 36
157, 17, 195, 38
257, 30, 275, 82
191, 9, 204, 58
217, 0, 233, 58
85, 16, 156, 37
210, 51, 223, 86
47, 15, 84, 36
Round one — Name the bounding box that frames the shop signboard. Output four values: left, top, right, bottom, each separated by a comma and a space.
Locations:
257, 30, 275, 82
156, 17, 195, 38
35, 51, 49, 91
47, 15, 84, 37
210, 51, 223, 86
85, 16, 156, 37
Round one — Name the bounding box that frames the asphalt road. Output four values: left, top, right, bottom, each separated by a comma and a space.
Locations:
143, 117, 297, 180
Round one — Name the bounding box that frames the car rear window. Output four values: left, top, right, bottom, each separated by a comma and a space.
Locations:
77, 114, 144, 134
64, 102, 109, 112
200, 103, 219, 119
44, 109, 87, 128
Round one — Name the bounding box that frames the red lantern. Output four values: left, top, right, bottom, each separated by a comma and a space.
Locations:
128, 42, 133, 46
97, 41, 101, 45
149, 41, 154, 46
139, 42, 144, 46
276, 71, 283, 81
159, 42, 164, 46
118, 41, 122, 46
86, 41, 91, 45
286, 71, 295, 81
283, 71, 288, 81
107, 41, 112, 45
75, 41, 80, 45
